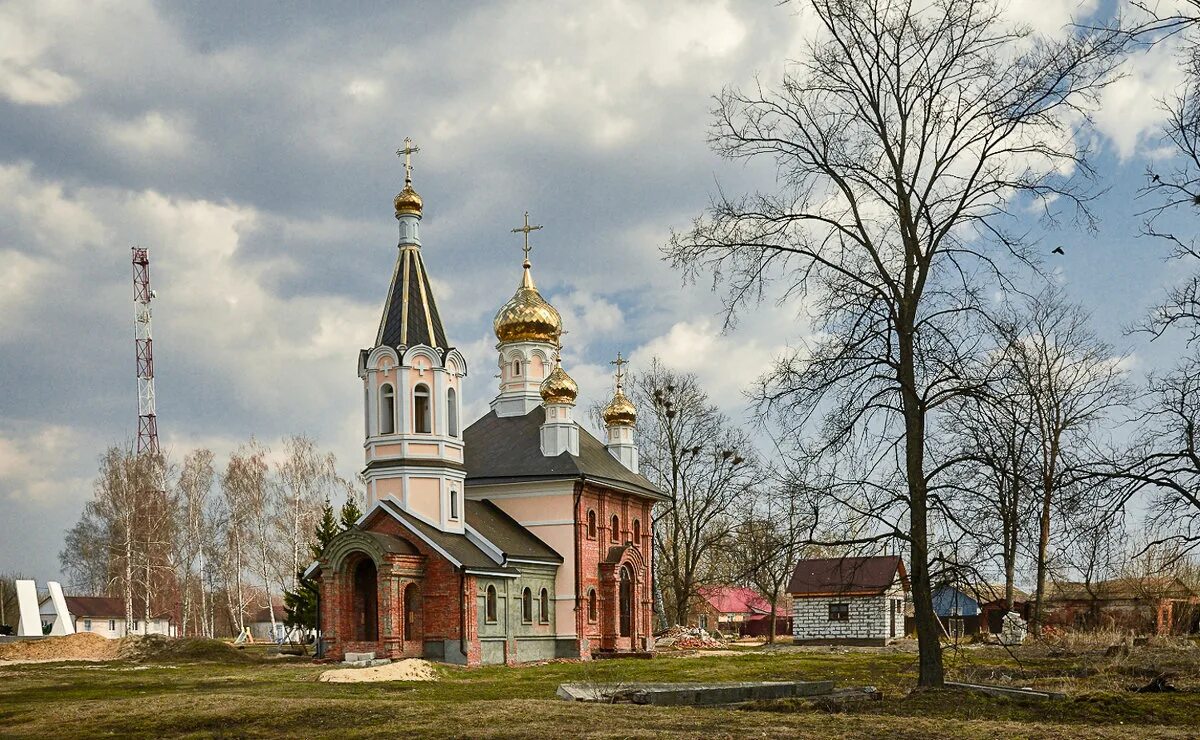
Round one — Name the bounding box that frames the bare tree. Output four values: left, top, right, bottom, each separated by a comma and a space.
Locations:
667, 0, 1122, 684
631, 359, 758, 626
60, 507, 113, 597
997, 288, 1132, 634
274, 435, 338, 593
177, 449, 215, 637
217, 441, 266, 636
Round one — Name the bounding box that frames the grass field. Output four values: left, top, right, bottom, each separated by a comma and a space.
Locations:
1, 639, 1198, 738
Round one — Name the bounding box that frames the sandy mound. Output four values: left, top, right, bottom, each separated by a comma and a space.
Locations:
117, 635, 256, 663
319, 658, 436, 683
0, 633, 121, 663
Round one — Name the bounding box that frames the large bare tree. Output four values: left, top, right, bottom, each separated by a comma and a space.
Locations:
668, 0, 1122, 684
274, 434, 338, 593
631, 359, 758, 627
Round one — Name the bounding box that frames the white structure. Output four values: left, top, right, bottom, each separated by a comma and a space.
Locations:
15, 579, 41, 636
46, 582, 75, 636
37, 595, 174, 638
788, 556, 909, 645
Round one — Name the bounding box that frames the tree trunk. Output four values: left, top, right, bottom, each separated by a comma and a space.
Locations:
1033, 482, 1053, 637
900, 323, 944, 687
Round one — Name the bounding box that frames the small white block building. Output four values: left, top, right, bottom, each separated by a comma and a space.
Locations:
788, 555, 909, 645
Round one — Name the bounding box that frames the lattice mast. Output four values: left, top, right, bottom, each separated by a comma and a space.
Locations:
132, 247, 160, 455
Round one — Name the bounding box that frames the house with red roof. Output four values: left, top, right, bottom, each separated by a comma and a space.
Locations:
788, 556, 909, 645
688, 586, 791, 637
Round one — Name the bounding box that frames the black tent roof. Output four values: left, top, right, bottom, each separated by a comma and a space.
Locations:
376, 245, 450, 351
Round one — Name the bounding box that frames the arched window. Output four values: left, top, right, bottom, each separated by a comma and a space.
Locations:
379, 384, 395, 435
449, 489, 459, 520
447, 387, 459, 437
633, 519, 641, 547
513, 358, 522, 376
611, 514, 620, 543
413, 383, 431, 434
539, 588, 550, 624
587, 510, 597, 539
521, 587, 533, 623
485, 585, 497, 623
588, 588, 598, 622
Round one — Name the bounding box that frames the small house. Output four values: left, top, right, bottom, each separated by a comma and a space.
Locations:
788, 555, 908, 645
689, 586, 791, 637
246, 600, 289, 642
37, 596, 175, 638
932, 583, 1030, 637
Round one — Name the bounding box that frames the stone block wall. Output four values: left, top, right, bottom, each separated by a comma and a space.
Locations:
792, 587, 906, 643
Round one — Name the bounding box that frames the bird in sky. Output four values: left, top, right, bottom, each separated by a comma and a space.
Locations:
1051, 247, 1065, 255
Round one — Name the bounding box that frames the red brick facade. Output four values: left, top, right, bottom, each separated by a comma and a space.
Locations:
575, 482, 655, 656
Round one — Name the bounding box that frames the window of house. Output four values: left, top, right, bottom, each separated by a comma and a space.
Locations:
132, 620, 140, 632
449, 490, 459, 519
513, 359, 522, 376
828, 603, 850, 622
699, 614, 708, 630
379, 383, 396, 435
413, 383, 432, 433
633, 519, 641, 546
539, 589, 550, 624
610, 514, 620, 542
447, 388, 459, 437
83, 619, 91, 631
108, 619, 115, 631
522, 588, 533, 623
485, 585, 497, 623
588, 589, 597, 622
948, 616, 965, 638
587, 510, 597, 539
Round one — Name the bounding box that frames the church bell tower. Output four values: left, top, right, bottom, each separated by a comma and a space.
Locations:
358, 139, 468, 532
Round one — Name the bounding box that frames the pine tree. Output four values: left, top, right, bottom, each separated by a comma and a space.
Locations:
339, 495, 363, 530
284, 499, 341, 632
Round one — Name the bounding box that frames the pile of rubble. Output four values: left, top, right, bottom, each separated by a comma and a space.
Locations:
654, 625, 728, 650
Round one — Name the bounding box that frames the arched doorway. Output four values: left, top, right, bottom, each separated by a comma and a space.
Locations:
619, 565, 633, 639
403, 583, 420, 642
353, 558, 378, 642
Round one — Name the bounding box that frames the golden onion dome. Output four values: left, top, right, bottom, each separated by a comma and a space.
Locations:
394, 183, 423, 217
493, 262, 562, 343
602, 389, 637, 426
540, 360, 578, 405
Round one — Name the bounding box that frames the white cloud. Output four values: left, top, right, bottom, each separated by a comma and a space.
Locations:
0, 2, 82, 105
102, 111, 196, 159
1096, 42, 1187, 160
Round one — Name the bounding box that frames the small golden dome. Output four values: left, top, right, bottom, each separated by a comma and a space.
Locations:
540, 361, 578, 405
394, 184, 423, 217
602, 389, 637, 426
493, 263, 562, 344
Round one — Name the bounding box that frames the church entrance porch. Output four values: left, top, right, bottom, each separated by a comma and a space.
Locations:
597, 545, 647, 654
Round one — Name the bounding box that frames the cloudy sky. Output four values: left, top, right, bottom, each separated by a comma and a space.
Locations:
0, 0, 1188, 581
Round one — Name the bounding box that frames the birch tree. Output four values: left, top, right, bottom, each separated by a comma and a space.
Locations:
274, 435, 337, 593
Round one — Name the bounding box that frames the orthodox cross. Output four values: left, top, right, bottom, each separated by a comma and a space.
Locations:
396, 137, 420, 185
511, 211, 543, 264
611, 351, 628, 391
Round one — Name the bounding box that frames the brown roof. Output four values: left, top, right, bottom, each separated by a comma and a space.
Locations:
59, 596, 171, 619
1048, 577, 1196, 602
787, 556, 908, 597
969, 582, 1031, 604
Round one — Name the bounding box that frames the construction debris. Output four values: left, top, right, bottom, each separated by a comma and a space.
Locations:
654, 625, 727, 650
945, 681, 1065, 700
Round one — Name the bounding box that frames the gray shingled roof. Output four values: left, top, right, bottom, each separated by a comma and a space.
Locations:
462, 409, 667, 499
466, 499, 562, 563
375, 499, 518, 575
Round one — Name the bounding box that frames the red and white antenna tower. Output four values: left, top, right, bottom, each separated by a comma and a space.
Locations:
132, 247, 160, 455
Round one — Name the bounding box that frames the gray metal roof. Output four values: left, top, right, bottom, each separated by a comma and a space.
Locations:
462, 409, 667, 500
466, 499, 562, 563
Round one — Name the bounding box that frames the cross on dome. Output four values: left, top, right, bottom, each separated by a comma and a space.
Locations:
611, 351, 628, 391
511, 211, 543, 266
396, 137, 420, 186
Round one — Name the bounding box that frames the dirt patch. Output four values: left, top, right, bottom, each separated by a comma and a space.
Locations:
319, 658, 436, 683
0, 633, 122, 663
117, 635, 257, 664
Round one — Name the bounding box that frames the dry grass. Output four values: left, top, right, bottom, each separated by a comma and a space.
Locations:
0, 640, 1197, 738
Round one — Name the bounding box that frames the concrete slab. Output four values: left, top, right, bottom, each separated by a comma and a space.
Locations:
343, 658, 391, 668
557, 680, 836, 706
46, 582, 74, 636
15, 580, 41, 637
344, 651, 376, 663
945, 681, 1065, 700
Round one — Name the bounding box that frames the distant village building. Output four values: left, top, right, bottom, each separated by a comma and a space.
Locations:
37, 596, 174, 638
1046, 577, 1199, 635
246, 600, 288, 642
309, 156, 666, 666
788, 556, 908, 645
931, 583, 1030, 637
689, 586, 791, 637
